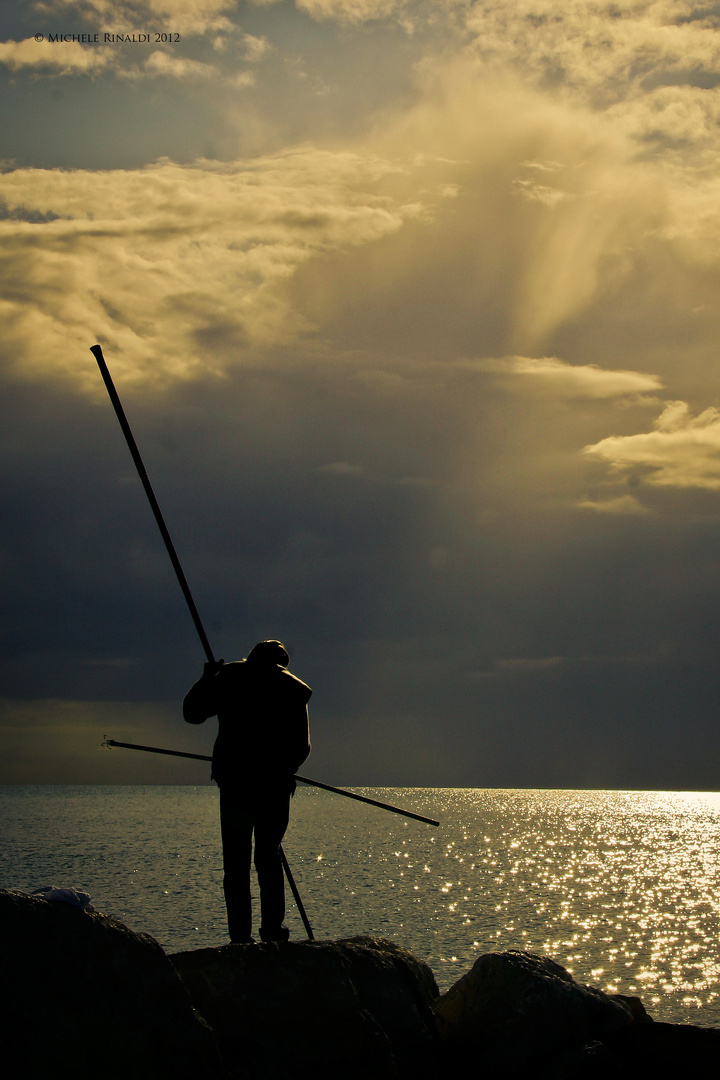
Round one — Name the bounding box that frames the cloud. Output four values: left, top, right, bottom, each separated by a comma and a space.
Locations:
0, 149, 427, 390
365, 61, 675, 350
243, 0, 409, 20
0, 37, 109, 73
576, 493, 652, 515
36, 0, 238, 36
318, 461, 365, 476
476, 355, 663, 398
585, 400, 720, 489
9, 8, 720, 374
295, 0, 404, 21
142, 48, 219, 79
239, 32, 272, 63
463, 1, 720, 113
514, 177, 573, 207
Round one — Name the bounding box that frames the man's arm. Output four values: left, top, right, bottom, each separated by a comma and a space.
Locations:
183, 659, 224, 725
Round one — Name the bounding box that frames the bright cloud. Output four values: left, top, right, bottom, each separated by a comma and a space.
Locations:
586, 401, 720, 488
0, 37, 108, 72
371, 61, 676, 349
36, 0, 237, 35
576, 494, 652, 515
463, 1, 720, 105
142, 48, 219, 78
295, 0, 404, 21
240, 32, 272, 62
243, 0, 411, 19
0, 150, 428, 389
5, 12, 720, 399
478, 356, 663, 398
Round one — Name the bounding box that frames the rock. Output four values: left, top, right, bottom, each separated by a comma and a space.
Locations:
170, 934, 440, 1080
0, 888, 226, 1080
5, 884, 716, 1080
604, 1020, 720, 1079
607, 992, 652, 1025
433, 950, 635, 1076
530, 1039, 625, 1079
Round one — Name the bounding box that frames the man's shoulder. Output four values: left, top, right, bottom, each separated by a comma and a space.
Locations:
215, 661, 311, 702
280, 668, 312, 702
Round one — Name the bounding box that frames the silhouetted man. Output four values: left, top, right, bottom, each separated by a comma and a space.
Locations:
183, 640, 311, 943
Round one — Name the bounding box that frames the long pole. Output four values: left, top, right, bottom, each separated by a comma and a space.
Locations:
104, 739, 440, 827
90, 345, 215, 664
91, 344, 313, 936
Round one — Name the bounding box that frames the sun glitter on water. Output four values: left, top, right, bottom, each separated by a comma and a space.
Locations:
2, 786, 720, 1026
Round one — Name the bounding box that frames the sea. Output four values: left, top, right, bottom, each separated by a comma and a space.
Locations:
2, 785, 720, 1027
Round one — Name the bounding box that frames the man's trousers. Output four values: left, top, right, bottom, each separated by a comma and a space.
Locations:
219, 784, 291, 942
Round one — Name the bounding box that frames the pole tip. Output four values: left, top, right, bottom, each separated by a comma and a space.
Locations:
90, 344, 104, 360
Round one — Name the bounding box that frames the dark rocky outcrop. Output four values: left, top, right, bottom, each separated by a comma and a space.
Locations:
4, 886, 720, 1080
433, 948, 720, 1078
0, 888, 225, 1080
432, 949, 644, 1076
170, 935, 440, 1080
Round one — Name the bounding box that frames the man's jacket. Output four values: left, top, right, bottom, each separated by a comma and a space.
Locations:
183, 659, 311, 790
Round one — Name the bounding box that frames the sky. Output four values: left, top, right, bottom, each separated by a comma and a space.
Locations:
3, 1, 720, 788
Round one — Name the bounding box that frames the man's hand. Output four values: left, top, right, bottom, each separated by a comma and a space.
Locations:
204, 658, 225, 678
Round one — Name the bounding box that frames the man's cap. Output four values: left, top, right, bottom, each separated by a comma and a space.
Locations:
246, 640, 289, 668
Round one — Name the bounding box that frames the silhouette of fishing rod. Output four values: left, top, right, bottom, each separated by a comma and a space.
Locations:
104, 738, 440, 826
90, 344, 314, 940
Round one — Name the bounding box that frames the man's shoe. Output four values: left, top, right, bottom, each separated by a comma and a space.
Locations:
259, 925, 290, 942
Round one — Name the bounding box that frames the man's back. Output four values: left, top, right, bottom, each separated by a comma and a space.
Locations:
184, 656, 311, 787
212, 660, 311, 786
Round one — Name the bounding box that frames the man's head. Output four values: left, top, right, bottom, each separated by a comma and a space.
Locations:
246, 640, 289, 668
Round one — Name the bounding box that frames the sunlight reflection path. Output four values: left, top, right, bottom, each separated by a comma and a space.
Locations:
289, 788, 720, 1025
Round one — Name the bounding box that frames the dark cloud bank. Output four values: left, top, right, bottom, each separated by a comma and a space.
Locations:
3, 355, 720, 789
